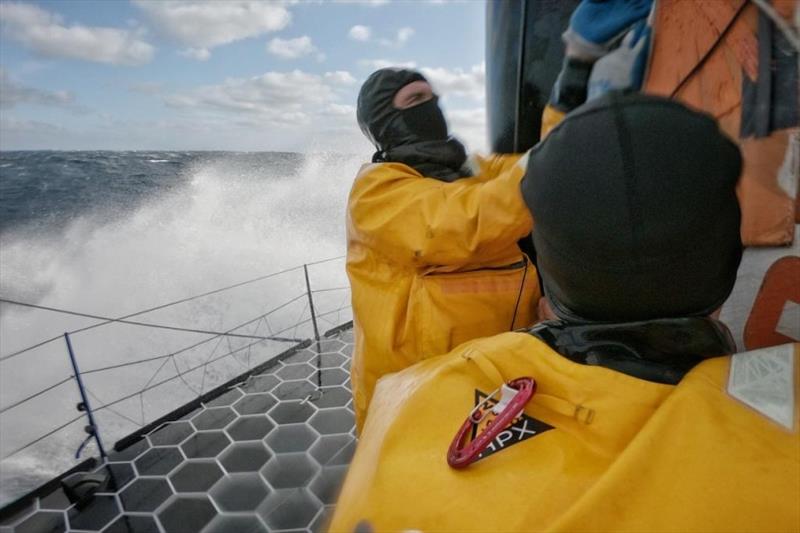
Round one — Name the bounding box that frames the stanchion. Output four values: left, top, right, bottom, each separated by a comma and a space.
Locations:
64, 332, 107, 459
303, 265, 323, 391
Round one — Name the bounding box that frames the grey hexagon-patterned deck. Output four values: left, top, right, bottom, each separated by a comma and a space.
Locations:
0, 326, 356, 533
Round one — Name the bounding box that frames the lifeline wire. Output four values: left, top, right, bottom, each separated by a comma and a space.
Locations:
0, 256, 349, 462
1, 301, 351, 456
2, 415, 84, 460
95, 335, 283, 411
85, 294, 328, 415
0, 255, 344, 363
2, 301, 353, 461
0, 292, 308, 414
311, 286, 350, 294
79, 293, 308, 376
0, 376, 73, 415
0, 298, 304, 343
93, 303, 352, 414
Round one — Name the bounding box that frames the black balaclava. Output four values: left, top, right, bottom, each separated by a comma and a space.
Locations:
357, 68, 468, 182
522, 92, 743, 322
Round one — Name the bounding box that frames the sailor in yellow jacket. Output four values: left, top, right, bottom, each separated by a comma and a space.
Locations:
331, 94, 799, 532
348, 68, 540, 431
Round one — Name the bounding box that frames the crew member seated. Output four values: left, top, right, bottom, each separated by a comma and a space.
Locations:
330, 92, 799, 532
347, 68, 540, 431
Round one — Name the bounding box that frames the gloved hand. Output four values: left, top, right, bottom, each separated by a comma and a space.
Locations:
563, 0, 653, 61
547, 0, 653, 115
588, 18, 652, 100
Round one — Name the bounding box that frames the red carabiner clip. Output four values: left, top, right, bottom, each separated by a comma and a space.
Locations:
447, 377, 536, 469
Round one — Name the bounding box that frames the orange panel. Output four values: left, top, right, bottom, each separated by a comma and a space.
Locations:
674, 36, 744, 123
669, 5, 757, 116
744, 256, 800, 349
645, 0, 796, 247
645, 0, 748, 96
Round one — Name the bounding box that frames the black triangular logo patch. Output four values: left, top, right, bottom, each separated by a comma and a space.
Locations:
470, 389, 554, 462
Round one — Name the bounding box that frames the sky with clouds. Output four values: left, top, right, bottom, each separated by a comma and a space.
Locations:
0, 0, 488, 153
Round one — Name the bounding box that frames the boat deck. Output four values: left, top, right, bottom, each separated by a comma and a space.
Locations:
0, 326, 356, 533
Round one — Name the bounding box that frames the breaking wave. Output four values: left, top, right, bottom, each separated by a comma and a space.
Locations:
0, 151, 361, 503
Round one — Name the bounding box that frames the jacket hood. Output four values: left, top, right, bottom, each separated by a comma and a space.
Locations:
357, 68, 467, 181
357, 68, 428, 150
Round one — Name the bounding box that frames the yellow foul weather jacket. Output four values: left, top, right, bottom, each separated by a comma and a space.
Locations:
330, 334, 800, 532
346, 154, 540, 431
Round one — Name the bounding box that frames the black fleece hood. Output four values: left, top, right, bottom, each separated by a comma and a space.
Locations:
522, 92, 743, 322
357, 68, 427, 149
357, 68, 468, 181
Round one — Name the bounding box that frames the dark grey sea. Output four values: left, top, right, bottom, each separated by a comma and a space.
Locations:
0, 151, 305, 233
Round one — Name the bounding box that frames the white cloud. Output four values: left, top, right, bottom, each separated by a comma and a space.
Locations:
354, 62, 484, 101
0, 117, 67, 149
447, 107, 487, 153
335, 0, 390, 6
352, 25, 415, 47
179, 47, 211, 61
267, 36, 320, 60
348, 25, 371, 41
134, 1, 290, 58
421, 62, 485, 101
158, 69, 363, 150
164, 69, 356, 126
358, 59, 417, 70
396, 27, 414, 45
326, 103, 356, 116
448, 107, 485, 128
324, 71, 357, 85
0, 69, 75, 109
378, 26, 414, 47
0, 2, 154, 66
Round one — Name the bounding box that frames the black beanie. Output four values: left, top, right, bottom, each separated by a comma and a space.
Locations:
522, 92, 743, 322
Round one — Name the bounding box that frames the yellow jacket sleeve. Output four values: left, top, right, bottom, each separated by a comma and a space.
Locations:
540, 104, 567, 140
347, 154, 533, 268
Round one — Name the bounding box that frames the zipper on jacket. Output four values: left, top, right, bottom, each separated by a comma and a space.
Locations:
478, 259, 526, 272
427, 258, 527, 276
460, 258, 528, 274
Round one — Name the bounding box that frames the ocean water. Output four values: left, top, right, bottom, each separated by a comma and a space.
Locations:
0, 151, 360, 504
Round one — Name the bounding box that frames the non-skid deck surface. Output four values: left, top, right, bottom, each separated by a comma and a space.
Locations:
0, 328, 356, 533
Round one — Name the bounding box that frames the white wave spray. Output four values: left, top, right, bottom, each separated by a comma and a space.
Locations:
0, 152, 363, 504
